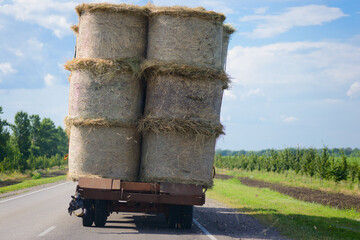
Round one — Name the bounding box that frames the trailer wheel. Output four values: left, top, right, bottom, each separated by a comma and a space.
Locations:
180, 205, 193, 229
168, 205, 193, 229
94, 200, 108, 227
82, 200, 94, 227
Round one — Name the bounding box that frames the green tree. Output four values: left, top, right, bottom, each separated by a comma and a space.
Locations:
29, 114, 41, 156
301, 148, 316, 179
11, 111, 31, 170
0, 106, 10, 162
55, 126, 68, 155
38, 118, 58, 156
331, 151, 349, 183
318, 147, 331, 181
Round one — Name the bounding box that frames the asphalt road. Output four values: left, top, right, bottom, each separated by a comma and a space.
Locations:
0, 181, 286, 240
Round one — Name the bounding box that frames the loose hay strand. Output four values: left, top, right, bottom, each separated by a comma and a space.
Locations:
75, 3, 149, 17
141, 60, 230, 89
223, 23, 236, 34
64, 58, 142, 80
71, 25, 79, 34
138, 117, 224, 138
148, 5, 225, 23
64, 116, 137, 129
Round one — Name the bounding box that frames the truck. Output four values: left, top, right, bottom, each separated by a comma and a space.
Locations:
68, 177, 206, 229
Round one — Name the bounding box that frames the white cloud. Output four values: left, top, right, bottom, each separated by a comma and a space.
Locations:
0, 62, 16, 74
246, 88, 262, 97
240, 5, 347, 38
199, 1, 236, 14
44, 73, 58, 86
259, 116, 265, 121
227, 41, 360, 87
253, 7, 268, 14
27, 38, 44, 50
0, 0, 76, 38
347, 82, 360, 98
9, 48, 23, 57
282, 116, 298, 123
224, 89, 237, 100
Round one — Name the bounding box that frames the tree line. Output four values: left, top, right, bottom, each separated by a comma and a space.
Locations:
215, 147, 360, 184
0, 106, 68, 172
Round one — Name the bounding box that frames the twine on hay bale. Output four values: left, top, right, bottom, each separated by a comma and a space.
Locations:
137, 117, 224, 138
141, 60, 230, 89
75, 3, 149, 17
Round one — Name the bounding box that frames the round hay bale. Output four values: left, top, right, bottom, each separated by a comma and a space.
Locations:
66, 58, 143, 121
145, 74, 223, 122
68, 124, 140, 181
221, 24, 236, 70
139, 131, 216, 187
147, 7, 225, 69
75, 3, 148, 59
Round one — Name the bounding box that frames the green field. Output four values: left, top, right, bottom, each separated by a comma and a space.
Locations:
217, 168, 360, 196
208, 177, 360, 240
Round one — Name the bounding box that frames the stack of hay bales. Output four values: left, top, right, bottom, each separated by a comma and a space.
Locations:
65, 4, 148, 181
138, 6, 233, 187
65, 3, 234, 187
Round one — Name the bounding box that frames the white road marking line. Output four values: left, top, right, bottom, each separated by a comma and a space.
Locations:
38, 225, 56, 237
193, 218, 218, 240
0, 181, 71, 204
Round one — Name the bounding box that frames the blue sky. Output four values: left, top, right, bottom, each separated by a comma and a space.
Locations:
0, 0, 359, 150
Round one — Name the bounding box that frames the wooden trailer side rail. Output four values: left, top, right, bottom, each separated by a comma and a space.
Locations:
77, 177, 205, 206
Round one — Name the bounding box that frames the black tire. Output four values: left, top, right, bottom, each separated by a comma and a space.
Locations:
181, 205, 193, 229
167, 205, 193, 229
82, 200, 94, 227
94, 200, 108, 227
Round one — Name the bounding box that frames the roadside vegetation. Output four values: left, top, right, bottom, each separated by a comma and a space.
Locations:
0, 106, 68, 190
0, 106, 68, 173
208, 178, 360, 240
0, 175, 66, 195
215, 147, 360, 187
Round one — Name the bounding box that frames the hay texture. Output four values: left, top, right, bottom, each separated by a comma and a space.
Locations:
147, 6, 224, 69
221, 24, 236, 70
65, 58, 143, 121
141, 61, 229, 122
138, 117, 224, 138
68, 124, 140, 181
144, 74, 224, 122
139, 131, 216, 187
75, 3, 148, 59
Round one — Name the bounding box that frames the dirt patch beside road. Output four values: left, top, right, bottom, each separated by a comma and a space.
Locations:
215, 174, 360, 211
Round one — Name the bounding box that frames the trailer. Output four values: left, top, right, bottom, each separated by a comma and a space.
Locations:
68, 177, 206, 229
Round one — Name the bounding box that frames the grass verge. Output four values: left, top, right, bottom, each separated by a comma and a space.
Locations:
207, 178, 360, 240
217, 168, 360, 197
0, 175, 66, 195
